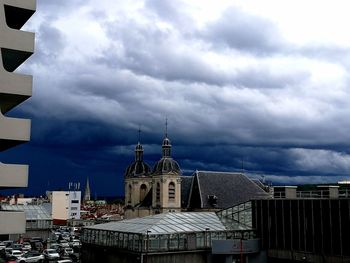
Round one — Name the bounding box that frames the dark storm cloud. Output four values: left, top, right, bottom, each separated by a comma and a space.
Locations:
6, 0, 350, 197
101, 20, 232, 86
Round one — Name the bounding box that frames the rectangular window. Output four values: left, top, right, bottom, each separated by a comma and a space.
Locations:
71, 200, 79, 204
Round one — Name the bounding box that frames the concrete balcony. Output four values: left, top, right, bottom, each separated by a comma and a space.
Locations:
2, 0, 36, 30
0, 163, 28, 189
0, 0, 35, 72
0, 210, 25, 235
0, 114, 30, 151
0, 56, 32, 113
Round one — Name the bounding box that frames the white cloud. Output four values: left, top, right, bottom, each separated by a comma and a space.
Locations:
290, 148, 350, 174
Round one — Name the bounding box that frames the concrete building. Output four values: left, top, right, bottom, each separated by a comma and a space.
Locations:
52, 191, 81, 222
0, 0, 36, 237
1, 204, 52, 240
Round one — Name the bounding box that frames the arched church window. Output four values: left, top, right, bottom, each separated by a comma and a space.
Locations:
168, 182, 175, 201
128, 184, 132, 203
156, 183, 160, 203
140, 184, 147, 202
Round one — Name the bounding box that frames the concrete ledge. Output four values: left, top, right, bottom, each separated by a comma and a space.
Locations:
0, 1, 35, 72
0, 53, 32, 112
2, 0, 36, 12
0, 163, 28, 189
0, 210, 26, 234
0, 114, 30, 150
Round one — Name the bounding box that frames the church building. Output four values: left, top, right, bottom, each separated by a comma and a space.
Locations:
124, 132, 182, 218
124, 132, 269, 219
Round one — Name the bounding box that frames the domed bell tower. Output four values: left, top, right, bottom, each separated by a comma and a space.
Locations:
124, 130, 152, 212
152, 120, 182, 214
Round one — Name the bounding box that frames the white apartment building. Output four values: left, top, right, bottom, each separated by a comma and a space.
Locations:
52, 191, 81, 221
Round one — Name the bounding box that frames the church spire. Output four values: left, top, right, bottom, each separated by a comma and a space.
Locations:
165, 117, 168, 138
135, 126, 144, 161
162, 117, 171, 157
83, 177, 91, 202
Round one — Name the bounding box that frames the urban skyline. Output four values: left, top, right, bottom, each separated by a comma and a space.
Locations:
2, 0, 350, 197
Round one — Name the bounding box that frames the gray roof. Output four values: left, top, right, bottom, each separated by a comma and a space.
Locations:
189, 171, 269, 209
86, 212, 226, 234
1, 204, 52, 220
181, 176, 193, 208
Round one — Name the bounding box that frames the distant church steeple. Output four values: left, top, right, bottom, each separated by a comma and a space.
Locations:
83, 177, 91, 202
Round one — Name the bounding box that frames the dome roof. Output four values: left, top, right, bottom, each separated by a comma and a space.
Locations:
125, 161, 151, 178
125, 141, 151, 178
153, 157, 181, 175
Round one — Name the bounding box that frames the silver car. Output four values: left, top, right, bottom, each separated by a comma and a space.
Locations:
43, 249, 60, 261
16, 251, 44, 263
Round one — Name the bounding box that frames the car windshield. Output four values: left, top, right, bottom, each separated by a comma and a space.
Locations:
47, 249, 57, 254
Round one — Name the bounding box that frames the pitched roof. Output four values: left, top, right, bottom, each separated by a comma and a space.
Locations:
189, 171, 269, 209
181, 176, 193, 208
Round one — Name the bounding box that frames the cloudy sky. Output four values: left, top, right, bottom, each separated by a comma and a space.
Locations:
3, 0, 350, 196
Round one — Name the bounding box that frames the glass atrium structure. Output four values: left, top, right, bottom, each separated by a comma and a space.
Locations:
1, 204, 52, 229
217, 201, 252, 230
82, 210, 255, 252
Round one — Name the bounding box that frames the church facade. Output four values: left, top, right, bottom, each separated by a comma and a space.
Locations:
124, 134, 269, 219
124, 134, 182, 218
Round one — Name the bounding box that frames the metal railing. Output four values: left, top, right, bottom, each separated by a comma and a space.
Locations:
273, 189, 350, 199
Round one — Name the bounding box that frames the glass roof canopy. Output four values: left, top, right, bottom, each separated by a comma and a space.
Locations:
87, 212, 226, 234
1, 204, 51, 220
82, 207, 256, 252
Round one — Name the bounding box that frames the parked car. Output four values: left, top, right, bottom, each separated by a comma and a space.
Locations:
48, 243, 60, 252
42, 249, 59, 261
3, 241, 13, 248
21, 242, 32, 252
57, 260, 72, 263
29, 243, 42, 253
29, 238, 42, 244
0, 242, 5, 250
5, 247, 13, 256
11, 244, 23, 251
69, 240, 81, 248
15, 251, 44, 263
57, 241, 69, 248
61, 248, 73, 257
9, 250, 23, 258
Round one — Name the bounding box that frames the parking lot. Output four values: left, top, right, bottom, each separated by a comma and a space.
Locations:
0, 226, 81, 263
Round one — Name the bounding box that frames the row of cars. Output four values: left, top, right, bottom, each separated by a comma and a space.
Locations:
0, 228, 82, 263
